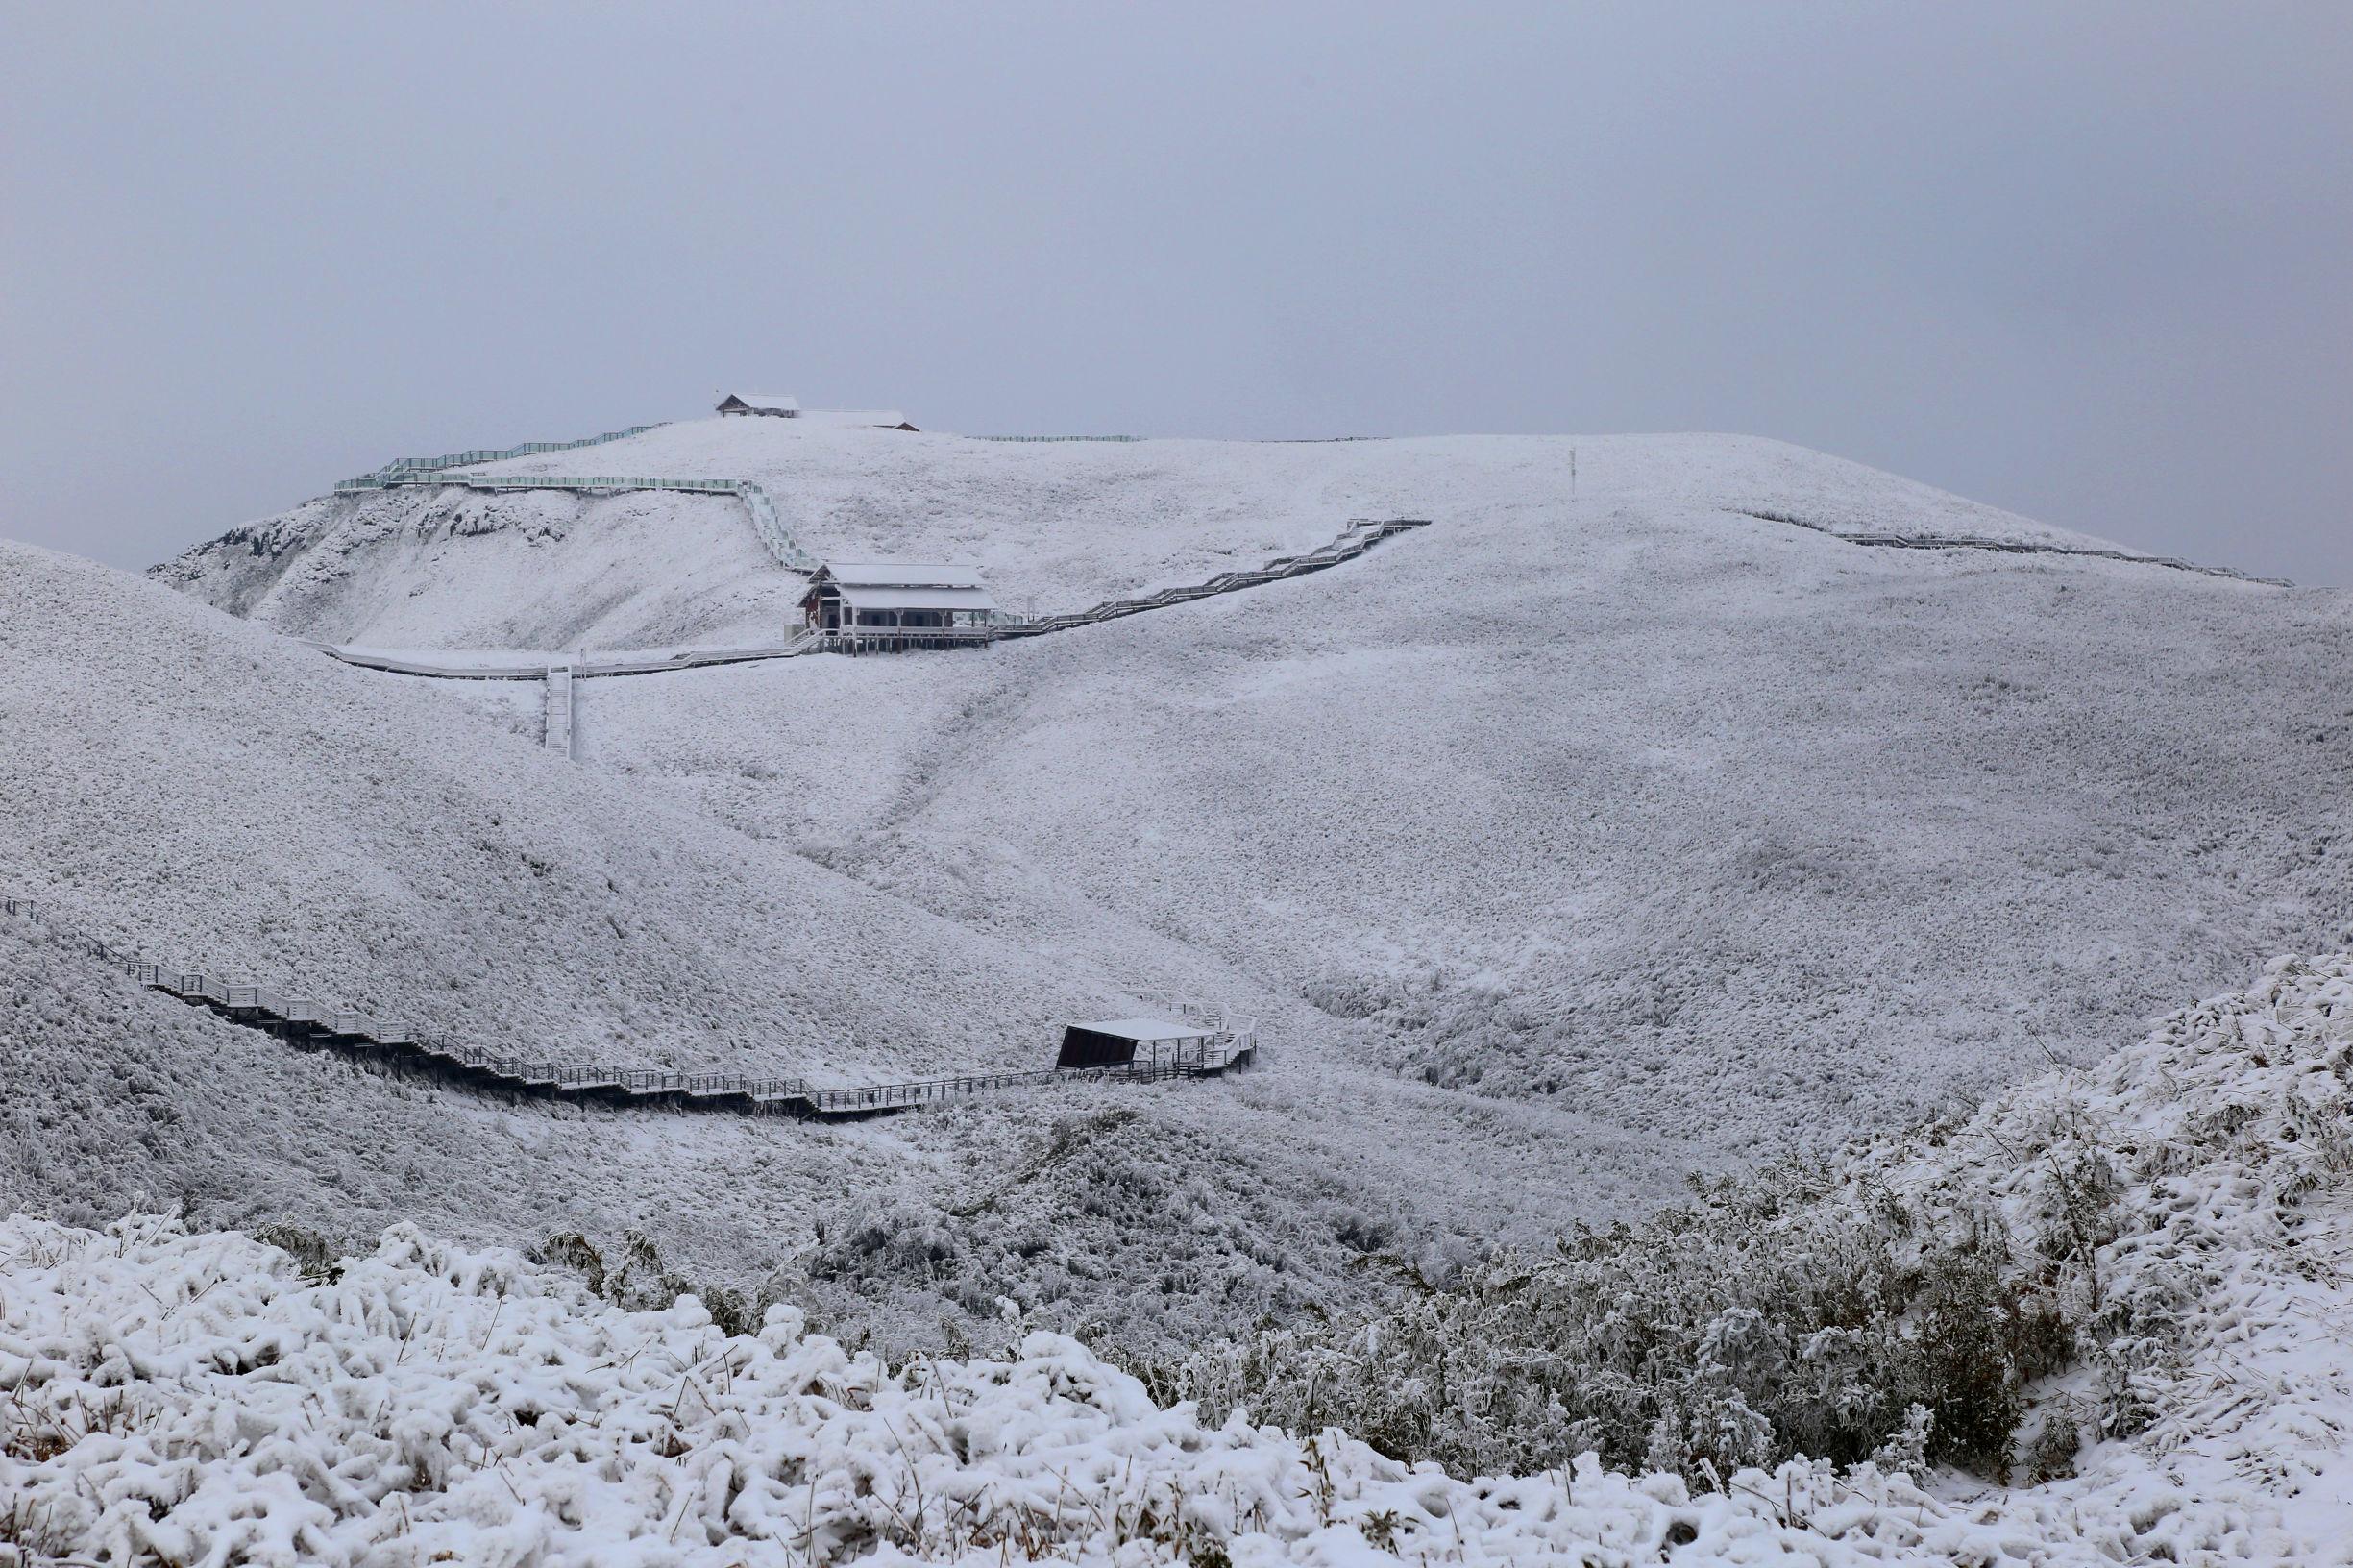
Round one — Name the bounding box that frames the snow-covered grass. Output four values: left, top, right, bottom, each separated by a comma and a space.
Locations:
5, 950, 2346, 1563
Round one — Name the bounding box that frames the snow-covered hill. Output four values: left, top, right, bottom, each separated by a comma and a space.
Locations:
12, 417, 2353, 1558
101, 424, 2353, 1294
4, 538, 1653, 1327
0, 540, 1115, 1084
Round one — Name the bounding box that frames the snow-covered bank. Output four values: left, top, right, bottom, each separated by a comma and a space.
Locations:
7, 953, 2349, 1565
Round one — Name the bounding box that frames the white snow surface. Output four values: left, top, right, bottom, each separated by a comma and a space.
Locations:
6, 950, 2349, 1565
155, 423, 2353, 1165
579, 448, 2352, 1162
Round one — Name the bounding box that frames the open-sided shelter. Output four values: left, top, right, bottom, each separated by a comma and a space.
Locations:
1056, 1017, 1221, 1069
800, 562, 996, 636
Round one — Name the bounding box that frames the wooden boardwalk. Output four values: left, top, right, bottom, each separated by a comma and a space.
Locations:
310, 517, 1434, 683
1731, 508, 2290, 586
2, 895, 1256, 1122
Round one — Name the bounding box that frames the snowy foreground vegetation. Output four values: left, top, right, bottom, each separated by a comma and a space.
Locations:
7, 953, 2348, 1565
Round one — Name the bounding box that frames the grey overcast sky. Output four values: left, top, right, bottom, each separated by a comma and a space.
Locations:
4, 3, 2348, 582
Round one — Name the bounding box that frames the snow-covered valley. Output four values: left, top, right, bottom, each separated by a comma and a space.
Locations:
8, 419, 2352, 1562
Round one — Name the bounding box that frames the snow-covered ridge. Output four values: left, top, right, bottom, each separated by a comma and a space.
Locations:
154, 425, 2119, 651
5, 954, 2347, 1564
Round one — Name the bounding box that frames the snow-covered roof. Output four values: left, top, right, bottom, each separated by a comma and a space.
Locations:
1069, 1017, 1214, 1042
723, 393, 799, 412
817, 562, 987, 589
835, 585, 997, 612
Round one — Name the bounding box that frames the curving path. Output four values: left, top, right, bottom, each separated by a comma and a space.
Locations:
309, 517, 1434, 703
1734, 507, 2291, 586
331, 424, 820, 571
2, 894, 1255, 1122
312, 427, 1431, 765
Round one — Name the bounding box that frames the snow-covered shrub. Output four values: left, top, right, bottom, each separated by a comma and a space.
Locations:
1151, 1161, 2073, 1481
1151, 954, 2353, 1491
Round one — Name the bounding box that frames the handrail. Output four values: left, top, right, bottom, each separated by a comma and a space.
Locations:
337, 425, 664, 486
992, 517, 1430, 641
328, 424, 820, 572
305, 518, 1428, 683
1735, 508, 2291, 587
2, 891, 1256, 1121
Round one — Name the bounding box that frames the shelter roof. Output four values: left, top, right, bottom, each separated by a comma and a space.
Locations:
1069, 1017, 1214, 1042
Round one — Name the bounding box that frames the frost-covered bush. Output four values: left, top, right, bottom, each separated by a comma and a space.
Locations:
17, 1212, 2307, 1567
1153, 953, 2353, 1488
771, 1104, 1439, 1359
1151, 1160, 2076, 1481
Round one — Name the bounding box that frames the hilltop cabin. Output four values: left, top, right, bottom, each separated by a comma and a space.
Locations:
1057, 1017, 1222, 1071
716, 393, 799, 418
801, 561, 996, 649
716, 393, 919, 431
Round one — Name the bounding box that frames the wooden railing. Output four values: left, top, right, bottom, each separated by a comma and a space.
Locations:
993, 517, 1432, 638
306, 519, 1430, 688
329, 428, 821, 572
1731, 509, 2291, 587
2, 894, 1256, 1122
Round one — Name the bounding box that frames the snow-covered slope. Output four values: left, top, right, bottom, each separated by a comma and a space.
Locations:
157, 423, 2120, 651
5, 539, 1664, 1320
6, 949, 2347, 1565
0, 540, 1118, 1085
122, 424, 2353, 1243
579, 438, 2353, 1164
